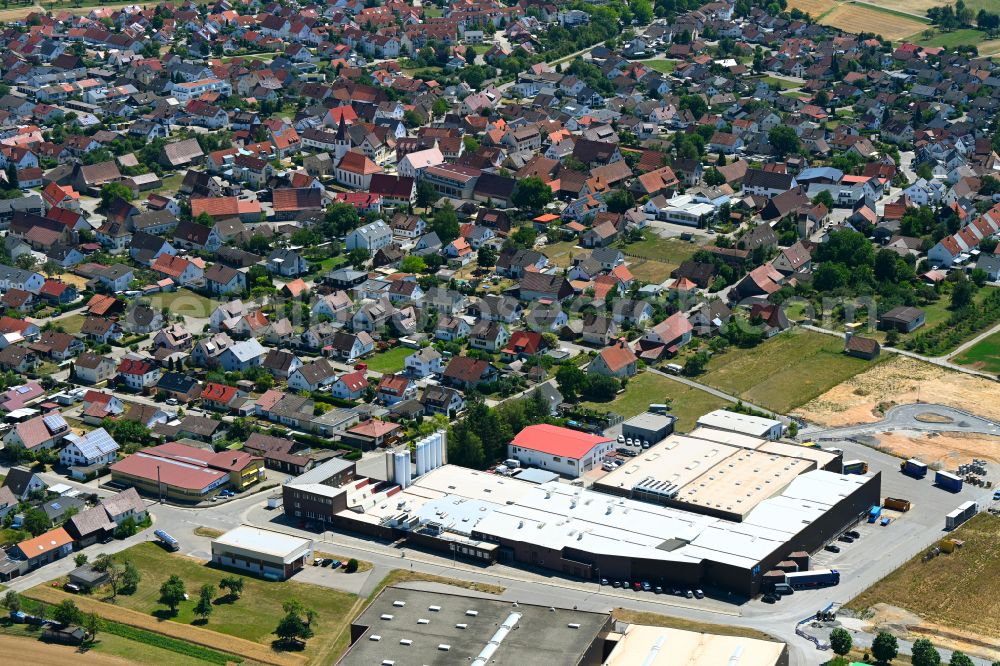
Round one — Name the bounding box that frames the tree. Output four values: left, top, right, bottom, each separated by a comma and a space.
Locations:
2, 590, 21, 613
22, 507, 50, 536
431, 201, 460, 244
829, 627, 852, 656
219, 576, 244, 600
85, 612, 101, 642
399, 255, 426, 273
121, 560, 141, 595
911, 638, 941, 666
345, 558, 359, 573
582, 375, 620, 402
704, 167, 726, 186
511, 176, 553, 213
950, 652, 974, 666
159, 575, 187, 614
194, 584, 214, 622
99, 182, 133, 210
115, 516, 138, 539
812, 189, 835, 208
321, 202, 360, 237
950, 274, 975, 309
683, 351, 710, 376
768, 125, 800, 157
509, 225, 537, 249
52, 599, 82, 626
74, 553, 89, 567
274, 599, 316, 647
477, 245, 497, 268
971, 268, 988, 288
15, 254, 37, 270
415, 180, 438, 208
605, 189, 635, 214
92, 553, 113, 573
347, 248, 370, 269
555, 364, 587, 401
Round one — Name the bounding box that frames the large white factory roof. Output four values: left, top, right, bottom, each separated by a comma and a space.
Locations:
346, 465, 866, 571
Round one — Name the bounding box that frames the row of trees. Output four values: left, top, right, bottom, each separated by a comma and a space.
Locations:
829, 626, 995, 666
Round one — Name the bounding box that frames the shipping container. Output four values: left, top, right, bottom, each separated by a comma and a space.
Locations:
935, 470, 963, 492
867, 505, 882, 523
901, 458, 928, 478
785, 569, 840, 589
883, 497, 911, 512
945, 501, 978, 530
842, 460, 868, 474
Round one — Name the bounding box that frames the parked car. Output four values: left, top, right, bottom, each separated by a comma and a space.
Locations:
762, 594, 778, 604
633, 582, 642, 591
601, 578, 609, 586
837, 534, 853, 543
825, 544, 841, 553
684, 589, 694, 598
617, 435, 625, 443
654, 586, 663, 594
693, 589, 704, 599
845, 530, 860, 539
641, 581, 651, 591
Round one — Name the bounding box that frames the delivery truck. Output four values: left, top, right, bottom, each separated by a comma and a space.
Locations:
901, 458, 928, 478
785, 569, 840, 589
935, 470, 963, 492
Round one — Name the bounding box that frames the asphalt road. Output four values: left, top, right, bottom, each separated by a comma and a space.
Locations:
801, 403, 1000, 440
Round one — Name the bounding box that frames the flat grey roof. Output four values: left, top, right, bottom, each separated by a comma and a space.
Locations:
623, 412, 676, 431
341, 587, 609, 666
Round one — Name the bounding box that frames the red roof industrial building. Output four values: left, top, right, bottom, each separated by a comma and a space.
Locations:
508, 424, 614, 478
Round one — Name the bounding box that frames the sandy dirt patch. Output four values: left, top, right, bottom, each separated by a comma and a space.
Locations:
874, 431, 1000, 467
793, 356, 1000, 427
0, 634, 133, 666
862, 604, 1000, 662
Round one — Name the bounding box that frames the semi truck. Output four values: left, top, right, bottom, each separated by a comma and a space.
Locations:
867, 505, 882, 523
883, 497, 911, 512
935, 470, 963, 492
842, 460, 868, 474
785, 569, 840, 589
154, 529, 180, 552
901, 458, 928, 478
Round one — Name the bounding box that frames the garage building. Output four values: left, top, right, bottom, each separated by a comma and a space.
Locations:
211, 525, 313, 581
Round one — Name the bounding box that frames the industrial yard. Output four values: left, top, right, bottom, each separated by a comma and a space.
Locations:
846, 513, 1000, 661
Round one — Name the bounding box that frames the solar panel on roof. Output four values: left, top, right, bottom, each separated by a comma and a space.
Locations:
43, 413, 68, 434
15, 385, 30, 394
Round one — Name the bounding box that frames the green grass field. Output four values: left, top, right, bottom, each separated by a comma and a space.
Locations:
846, 513, 1000, 642
364, 346, 412, 373
638, 59, 677, 74
89, 542, 357, 661
148, 289, 220, 320
912, 27, 988, 48
699, 330, 874, 414
542, 239, 583, 268
623, 231, 701, 267
759, 75, 800, 90
953, 330, 1000, 373
57, 313, 86, 335
0, 528, 29, 548
582, 370, 731, 431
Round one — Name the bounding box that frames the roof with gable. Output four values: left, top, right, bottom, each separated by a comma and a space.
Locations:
511, 424, 613, 459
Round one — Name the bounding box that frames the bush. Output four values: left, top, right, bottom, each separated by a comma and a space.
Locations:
345, 558, 359, 573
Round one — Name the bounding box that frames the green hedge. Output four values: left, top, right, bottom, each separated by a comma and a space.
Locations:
101, 620, 242, 665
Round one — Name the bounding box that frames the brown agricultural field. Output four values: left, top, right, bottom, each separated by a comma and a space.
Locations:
820, 4, 926, 41
785, 0, 838, 18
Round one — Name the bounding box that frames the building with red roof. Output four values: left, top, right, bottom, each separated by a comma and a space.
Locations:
508, 424, 615, 478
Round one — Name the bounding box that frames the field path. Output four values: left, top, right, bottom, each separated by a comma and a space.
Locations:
25, 586, 304, 666
0, 634, 135, 666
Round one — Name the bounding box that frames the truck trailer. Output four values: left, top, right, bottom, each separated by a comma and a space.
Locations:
901, 458, 928, 478
935, 470, 963, 492
785, 569, 840, 589
154, 529, 180, 552
842, 459, 868, 474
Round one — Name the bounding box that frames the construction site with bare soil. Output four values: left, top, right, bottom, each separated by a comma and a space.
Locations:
793, 356, 1000, 428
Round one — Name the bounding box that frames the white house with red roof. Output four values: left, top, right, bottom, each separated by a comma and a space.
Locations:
507, 424, 615, 478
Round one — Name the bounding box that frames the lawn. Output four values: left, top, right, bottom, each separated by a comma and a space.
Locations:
759, 75, 800, 90
582, 370, 731, 431
58, 313, 87, 335
627, 259, 674, 284
542, 239, 583, 268
846, 513, 1000, 642
953, 330, 1000, 374
85, 542, 357, 662
0, 528, 29, 548
623, 231, 702, 267
912, 27, 988, 49
148, 289, 221, 320
699, 329, 874, 414
638, 59, 677, 74
149, 171, 186, 196
364, 346, 412, 373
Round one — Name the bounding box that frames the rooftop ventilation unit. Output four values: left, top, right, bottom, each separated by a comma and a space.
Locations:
369, 635, 381, 641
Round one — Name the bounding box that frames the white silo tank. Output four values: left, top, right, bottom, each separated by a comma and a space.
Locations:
438, 429, 448, 465
415, 440, 428, 476
432, 432, 443, 468
394, 450, 410, 489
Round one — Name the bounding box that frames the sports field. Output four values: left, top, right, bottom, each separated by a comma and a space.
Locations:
819, 3, 928, 41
